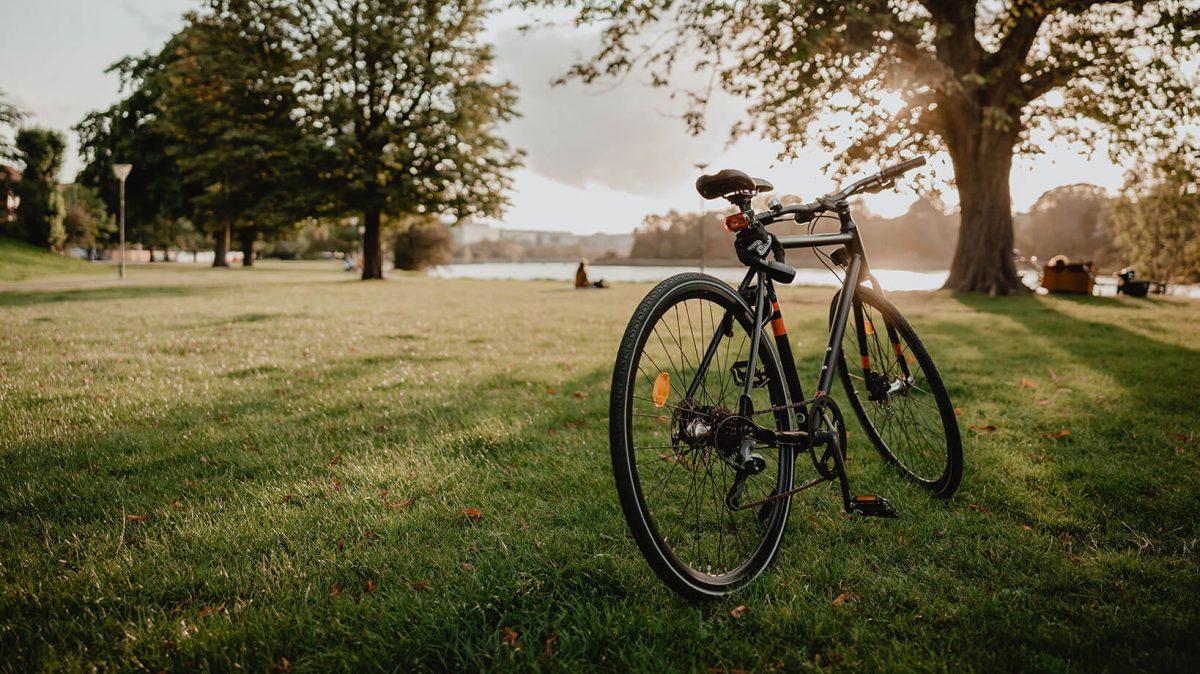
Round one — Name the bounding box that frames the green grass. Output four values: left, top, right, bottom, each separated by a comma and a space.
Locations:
0, 236, 110, 283
1, 262, 1197, 672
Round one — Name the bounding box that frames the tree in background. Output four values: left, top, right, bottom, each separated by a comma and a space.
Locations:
1014, 184, 1113, 268
1107, 157, 1200, 283
0, 88, 23, 164
290, 0, 522, 279
60, 183, 112, 254
159, 1, 314, 268
534, 1, 1200, 294
9, 129, 66, 250
76, 52, 192, 258
630, 210, 734, 263
391, 217, 454, 271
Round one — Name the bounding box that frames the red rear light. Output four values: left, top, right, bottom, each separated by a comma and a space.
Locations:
724, 213, 749, 232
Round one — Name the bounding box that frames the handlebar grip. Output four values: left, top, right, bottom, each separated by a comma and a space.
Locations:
880, 156, 926, 180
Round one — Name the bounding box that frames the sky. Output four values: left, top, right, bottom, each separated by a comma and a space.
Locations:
0, 0, 1131, 234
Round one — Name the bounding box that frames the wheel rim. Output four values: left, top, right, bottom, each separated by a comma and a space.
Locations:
625, 288, 791, 581
839, 299, 951, 484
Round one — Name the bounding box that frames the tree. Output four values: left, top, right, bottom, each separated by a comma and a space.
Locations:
0, 88, 23, 163
533, 1, 1200, 293
290, 0, 522, 279
391, 217, 453, 271
1107, 156, 1200, 283
60, 183, 111, 253
76, 52, 192, 258
11, 129, 66, 250
158, 1, 314, 268
1015, 183, 1113, 267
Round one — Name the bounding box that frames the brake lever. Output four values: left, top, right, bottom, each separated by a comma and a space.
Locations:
865, 179, 896, 194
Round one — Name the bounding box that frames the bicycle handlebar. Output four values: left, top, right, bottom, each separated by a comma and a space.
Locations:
764, 155, 927, 224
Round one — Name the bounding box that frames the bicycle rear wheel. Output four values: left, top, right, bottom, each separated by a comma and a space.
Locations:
610, 273, 796, 600
833, 285, 962, 497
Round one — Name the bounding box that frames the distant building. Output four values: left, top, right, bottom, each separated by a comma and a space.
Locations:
452, 221, 634, 261
0, 165, 20, 223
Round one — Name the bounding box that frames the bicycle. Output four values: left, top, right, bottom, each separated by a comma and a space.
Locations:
609, 156, 963, 600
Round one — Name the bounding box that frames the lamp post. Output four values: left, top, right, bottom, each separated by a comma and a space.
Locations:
694, 162, 709, 273
112, 164, 132, 279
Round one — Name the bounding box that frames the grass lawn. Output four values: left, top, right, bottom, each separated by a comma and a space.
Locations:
1, 261, 1197, 672
0, 237, 111, 283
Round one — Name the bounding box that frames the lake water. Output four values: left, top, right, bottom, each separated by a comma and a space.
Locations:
431, 262, 949, 291
430, 262, 1200, 298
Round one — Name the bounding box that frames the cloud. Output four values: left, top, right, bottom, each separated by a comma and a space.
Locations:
492, 26, 742, 197
120, 0, 182, 39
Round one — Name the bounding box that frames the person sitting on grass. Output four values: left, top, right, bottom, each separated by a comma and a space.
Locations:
575, 258, 607, 289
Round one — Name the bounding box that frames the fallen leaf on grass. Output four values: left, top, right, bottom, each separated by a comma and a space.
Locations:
968, 503, 991, 514
1019, 378, 1037, 389
1021, 525, 1032, 532
1035, 399, 1051, 406
387, 497, 415, 510
953, 407, 963, 416
272, 657, 292, 673
281, 494, 295, 504
1041, 429, 1071, 440
831, 591, 859, 607
410, 580, 429, 591
461, 508, 482, 523
125, 514, 148, 523
969, 424, 997, 432
364, 580, 377, 594
330, 584, 343, 597
573, 390, 588, 399
461, 562, 475, 571
544, 387, 557, 395
729, 605, 747, 619
500, 626, 520, 647
329, 454, 342, 466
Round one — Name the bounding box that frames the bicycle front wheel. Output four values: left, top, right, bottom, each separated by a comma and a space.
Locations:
833, 285, 963, 497
610, 273, 796, 600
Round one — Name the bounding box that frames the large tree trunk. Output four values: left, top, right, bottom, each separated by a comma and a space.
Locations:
212, 223, 231, 268
240, 229, 256, 268
361, 207, 383, 280
943, 132, 1028, 295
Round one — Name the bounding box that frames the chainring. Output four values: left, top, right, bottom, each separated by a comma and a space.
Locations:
807, 396, 848, 479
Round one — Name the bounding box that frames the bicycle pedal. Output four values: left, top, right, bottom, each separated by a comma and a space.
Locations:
850, 495, 899, 518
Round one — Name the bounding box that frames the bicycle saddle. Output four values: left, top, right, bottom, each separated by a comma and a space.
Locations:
696, 169, 774, 200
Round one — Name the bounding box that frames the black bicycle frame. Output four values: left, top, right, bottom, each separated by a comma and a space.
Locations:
680, 200, 884, 510
726, 201, 871, 416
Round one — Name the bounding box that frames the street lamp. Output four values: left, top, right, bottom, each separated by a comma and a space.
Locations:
112, 164, 132, 279
694, 162, 709, 273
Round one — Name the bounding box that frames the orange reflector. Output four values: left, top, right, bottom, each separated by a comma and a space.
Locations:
652, 372, 670, 407
865, 318, 876, 335
724, 213, 749, 232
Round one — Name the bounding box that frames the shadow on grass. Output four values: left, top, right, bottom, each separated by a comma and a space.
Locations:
0, 284, 225, 308
952, 293, 1199, 530
0, 346, 634, 671
955, 293, 1198, 416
